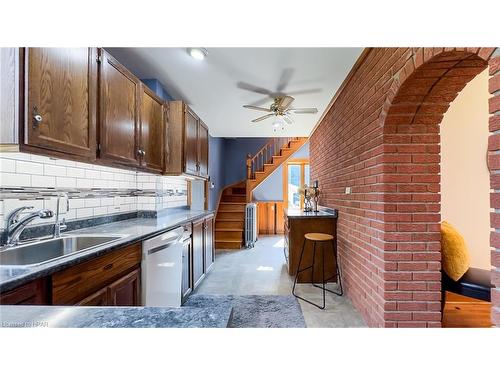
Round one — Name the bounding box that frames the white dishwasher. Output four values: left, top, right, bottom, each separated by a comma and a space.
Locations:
141, 225, 189, 307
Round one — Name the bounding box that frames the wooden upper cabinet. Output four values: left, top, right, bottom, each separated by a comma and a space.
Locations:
139, 85, 164, 173
185, 107, 199, 176
165, 100, 209, 179
198, 121, 209, 178
99, 49, 140, 167
25, 48, 97, 160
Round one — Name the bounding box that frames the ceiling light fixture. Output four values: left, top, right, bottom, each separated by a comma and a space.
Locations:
187, 47, 208, 61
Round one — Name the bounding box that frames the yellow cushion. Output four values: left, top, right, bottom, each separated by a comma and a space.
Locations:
440, 221, 471, 281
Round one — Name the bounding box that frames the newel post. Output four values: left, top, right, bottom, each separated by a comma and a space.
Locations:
246, 153, 252, 179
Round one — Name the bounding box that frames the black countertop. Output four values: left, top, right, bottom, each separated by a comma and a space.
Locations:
284, 207, 338, 218
0, 209, 214, 292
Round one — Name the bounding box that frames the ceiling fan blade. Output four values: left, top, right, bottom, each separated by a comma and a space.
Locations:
249, 97, 274, 107
251, 114, 275, 123
286, 88, 322, 96
237, 82, 273, 95
278, 95, 294, 110
243, 105, 272, 112
283, 116, 293, 125
276, 68, 294, 92
289, 108, 318, 114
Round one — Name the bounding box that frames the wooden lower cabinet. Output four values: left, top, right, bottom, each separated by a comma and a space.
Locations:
257, 202, 284, 235
192, 218, 205, 288
107, 268, 140, 306
52, 242, 141, 306
181, 236, 193, 302
0, 278, 48, 305
284, 212, 338, 283
76, 286, 108, 306
204, 215, 215, 272
75, 267, 140, 306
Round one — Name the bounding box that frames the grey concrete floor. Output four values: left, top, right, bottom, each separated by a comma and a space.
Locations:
195, 235, 366, 327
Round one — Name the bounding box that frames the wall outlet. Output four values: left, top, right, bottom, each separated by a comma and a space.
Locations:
345, 187, 352, 194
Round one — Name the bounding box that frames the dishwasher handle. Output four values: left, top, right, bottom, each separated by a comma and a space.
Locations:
147, 239, 182, 255
143, 227, 184, 256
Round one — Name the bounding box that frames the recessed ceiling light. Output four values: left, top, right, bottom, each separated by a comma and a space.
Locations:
187, 47, 208, 61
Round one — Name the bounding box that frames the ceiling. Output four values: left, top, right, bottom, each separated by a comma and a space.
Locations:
106, 48, 362, 137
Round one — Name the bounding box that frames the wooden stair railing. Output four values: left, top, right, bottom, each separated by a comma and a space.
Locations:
246, 137, 308, 202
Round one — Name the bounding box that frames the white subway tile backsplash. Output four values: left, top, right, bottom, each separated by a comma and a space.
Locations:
66, 167, 86, 178
1, 172, 31, 187
85, 169, 100, 179
84, 198, 101, 208
100, 171, 114, 180
56, 176, 77, 188
32, 175, 56, 188
1, 153, 189, 230
93, 206, 107, 216
44, 164, 66, 177
76, 207, 93, 219
16, 160, 44, 175
69, 199, 85, 209
76, 178, 92, 189
0, 158, 16, 173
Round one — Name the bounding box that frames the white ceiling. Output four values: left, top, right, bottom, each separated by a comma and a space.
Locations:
106, 48, 362, 137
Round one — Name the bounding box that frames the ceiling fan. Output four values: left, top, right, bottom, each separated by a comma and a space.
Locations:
243, 95, 318, 125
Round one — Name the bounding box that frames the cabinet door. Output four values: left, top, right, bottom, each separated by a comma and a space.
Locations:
184, 107, 199, 176
258, 202, 276, 235
0, 278, 48, 305
75, 287, 108, 306
26, 48, 97, 159
192, 219, 205, 288
139, 85, 164, 173
107, 268, 141, 306
181, 238, 193, 302
198, 121, 209, 178
275, 202, 284, 234
99, 50, 140, 166
204, 216, 214, 272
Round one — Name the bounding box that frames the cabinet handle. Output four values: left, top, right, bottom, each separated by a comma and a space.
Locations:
32, 107, 42, 127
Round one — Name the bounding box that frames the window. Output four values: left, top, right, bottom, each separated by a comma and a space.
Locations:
283, 159, 310, 209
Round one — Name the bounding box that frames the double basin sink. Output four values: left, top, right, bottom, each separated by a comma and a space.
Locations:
0, 235, 125, 267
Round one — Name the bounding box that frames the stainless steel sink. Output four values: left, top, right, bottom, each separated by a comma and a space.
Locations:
0, 235, 125, 267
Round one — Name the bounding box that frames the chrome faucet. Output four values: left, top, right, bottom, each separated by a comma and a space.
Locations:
54, 192, 69, 238
6, 207, 54, 246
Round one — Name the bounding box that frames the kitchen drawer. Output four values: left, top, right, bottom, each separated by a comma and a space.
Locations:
52, 242, 141, 305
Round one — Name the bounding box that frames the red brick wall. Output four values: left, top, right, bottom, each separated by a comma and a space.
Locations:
310, 47, 499, 327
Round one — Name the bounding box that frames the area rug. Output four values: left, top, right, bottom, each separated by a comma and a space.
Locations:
185, 294, 306, 328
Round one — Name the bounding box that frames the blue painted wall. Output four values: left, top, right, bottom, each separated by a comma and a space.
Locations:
223, 138, 269, 186
208, 136, 225, 211
252, 142, 309, 201
207, 137, 270, 210
141, 79, 174, 101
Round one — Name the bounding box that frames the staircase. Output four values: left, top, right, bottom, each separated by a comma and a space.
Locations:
215, 181, 247, 250
214, 137, 308, 250
246, 137, 308, 201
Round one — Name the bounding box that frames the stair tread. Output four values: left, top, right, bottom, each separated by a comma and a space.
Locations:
215, 239, 243, 243
219, 202, 246, 205
216, 219, 244, 223
215, 228, 244, 232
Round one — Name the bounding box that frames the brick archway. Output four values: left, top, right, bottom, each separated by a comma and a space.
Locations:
380, 48, 498, 327
309, 47, 499, 328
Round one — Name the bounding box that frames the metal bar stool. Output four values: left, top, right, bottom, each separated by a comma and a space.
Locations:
292, 232, 343, 309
